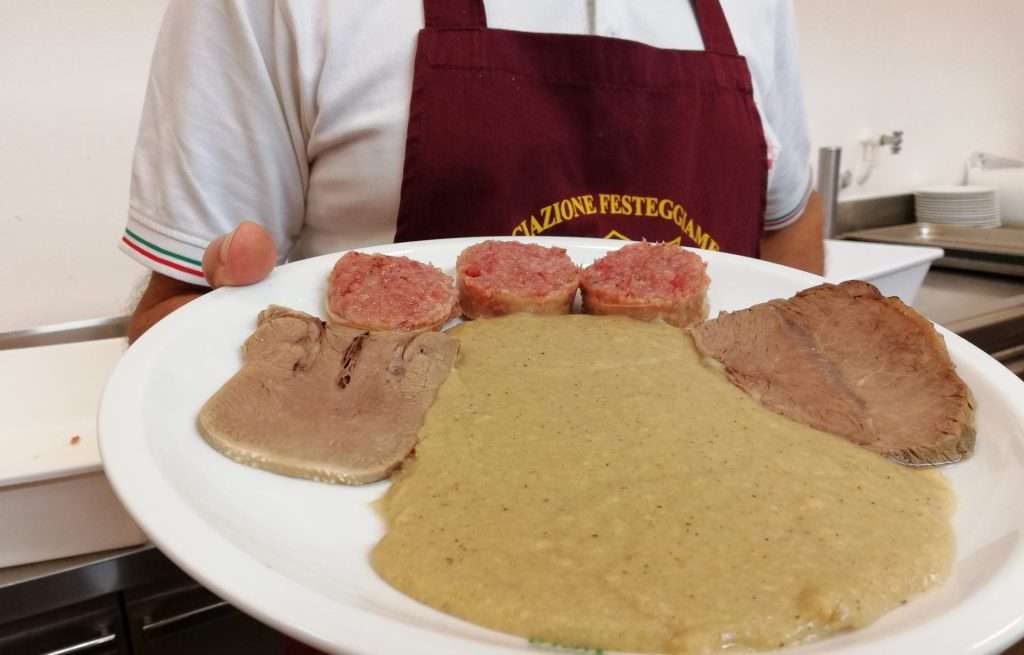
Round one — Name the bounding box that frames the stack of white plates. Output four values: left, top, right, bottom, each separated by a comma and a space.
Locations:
914, 186, 1001, 228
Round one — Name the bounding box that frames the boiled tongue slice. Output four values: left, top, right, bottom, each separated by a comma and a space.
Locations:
198, 305, 459, 484
690, 281, 975, 466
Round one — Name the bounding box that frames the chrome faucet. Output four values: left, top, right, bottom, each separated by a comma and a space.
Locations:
879, 130, 904, 155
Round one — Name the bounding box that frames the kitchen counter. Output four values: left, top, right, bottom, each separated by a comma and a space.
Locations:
916, 268, 1024, 378
916, 268, 1024, 327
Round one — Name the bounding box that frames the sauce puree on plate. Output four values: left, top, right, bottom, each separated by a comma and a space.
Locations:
371, 314, 954, 653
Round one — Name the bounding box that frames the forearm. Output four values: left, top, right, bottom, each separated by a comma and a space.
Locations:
128, 273, 207, 343
759, 191, 825, 275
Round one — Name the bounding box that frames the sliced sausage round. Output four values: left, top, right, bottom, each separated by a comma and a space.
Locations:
580, 242, 709, 328
327, 251, 459, 331
456, 240, 580, 318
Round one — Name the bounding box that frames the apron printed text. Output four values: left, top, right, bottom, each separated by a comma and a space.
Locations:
510, 193, 721, 250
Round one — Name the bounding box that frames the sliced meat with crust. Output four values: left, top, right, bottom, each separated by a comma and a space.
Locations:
327, 251, 459, 332
690, 281, 975, 466
198, 305, 459, 484
580, 242, 709, 328
456, 240, 579, 318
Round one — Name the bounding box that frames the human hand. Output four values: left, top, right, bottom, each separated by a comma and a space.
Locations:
201, 220, 278, 287
128, 221, 278, 342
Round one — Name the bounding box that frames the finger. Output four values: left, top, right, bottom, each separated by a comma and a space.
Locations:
203, 221, 278, 288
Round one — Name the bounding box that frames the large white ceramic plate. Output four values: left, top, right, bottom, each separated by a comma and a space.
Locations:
99, 236, 1024, 655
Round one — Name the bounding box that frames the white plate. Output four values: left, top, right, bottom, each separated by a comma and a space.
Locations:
916, 206, 997, 214
916, 219, 1003, 229
99, 236, 1024, 655
915, 198, 996, 205
917, 216, 1000, 223
916, 198, 996, 205
916, 211, 998, 217
917, 217, 1001, 224
917, 210, 997, 214
916, 186, 996, 196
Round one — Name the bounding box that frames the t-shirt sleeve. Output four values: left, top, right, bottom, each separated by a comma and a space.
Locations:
121, 0, 310, 285
761, 0, 813, 232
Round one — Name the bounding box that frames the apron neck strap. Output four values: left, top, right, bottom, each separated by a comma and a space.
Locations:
692, 0, 738, 55
423, 0, 488, 29
423, 0, 737, 56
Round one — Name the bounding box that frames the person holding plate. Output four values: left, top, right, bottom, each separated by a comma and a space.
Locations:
122, 0, 822, 342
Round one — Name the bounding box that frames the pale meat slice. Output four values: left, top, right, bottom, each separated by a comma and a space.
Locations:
199, 306, 459, 484
690, 281, 975, 466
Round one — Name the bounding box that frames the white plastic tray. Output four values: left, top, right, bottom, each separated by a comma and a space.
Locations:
1, 337, 145, 567
825, 239, 944, 305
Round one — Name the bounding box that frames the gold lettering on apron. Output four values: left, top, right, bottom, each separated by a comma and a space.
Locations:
558, 199, 575, 222
570, 196, 589, 217
673, 205, 686, 228
539, 204, 561, 232
605, 194, 618, 214
659, 199, 674, 220
693, 223, 710, 249
645, 196, 659, 217
686, 218, 698, 243
582, 194, 597, 214
610, 194, 626, 214
507, 194, 716, 248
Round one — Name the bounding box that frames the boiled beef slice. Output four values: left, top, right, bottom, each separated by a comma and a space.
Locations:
690, 281, 975, 466
198, 305, 459, 484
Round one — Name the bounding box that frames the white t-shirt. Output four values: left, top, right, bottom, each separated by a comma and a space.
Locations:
121, 0, 813, 286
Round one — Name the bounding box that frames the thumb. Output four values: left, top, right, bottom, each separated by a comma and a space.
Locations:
203, 221, 278, 288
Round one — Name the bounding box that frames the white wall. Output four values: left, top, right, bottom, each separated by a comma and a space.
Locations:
3, 1, 1024, 331
795, 0, 1024, 199
0, 1, 167, 332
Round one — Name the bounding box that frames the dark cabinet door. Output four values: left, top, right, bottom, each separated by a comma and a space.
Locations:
124, 579, 283, 655
0, 594, 128, 655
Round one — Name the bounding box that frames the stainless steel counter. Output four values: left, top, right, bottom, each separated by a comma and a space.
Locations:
915, 269, 1024, 378
915, 269, 1024, 327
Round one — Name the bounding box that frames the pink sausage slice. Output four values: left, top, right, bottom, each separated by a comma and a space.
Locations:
327, 252, 459, 331
456, 241, 580, 318
580, 242, 709, 328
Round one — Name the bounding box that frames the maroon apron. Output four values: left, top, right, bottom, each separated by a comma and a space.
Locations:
394, 0, 768, 257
